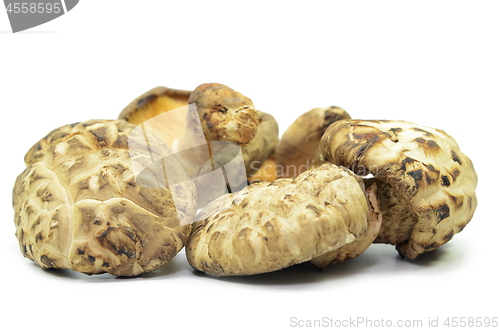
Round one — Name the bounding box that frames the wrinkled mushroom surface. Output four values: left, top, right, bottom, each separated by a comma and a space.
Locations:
186, 163, 370, 276
187, 83, 259, 145
310, 181, 381, 268
320, 119, 478, 259
277, 106, 350, 178
13, 120, 196, 276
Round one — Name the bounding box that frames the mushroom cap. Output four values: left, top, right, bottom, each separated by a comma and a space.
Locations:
310, 181, 382, 268
118, 86, 278, 179
118, 86, 191, 149
320, 119, 478, 259
277, 106, 350, 178
13, 120, 196, 276
186, 163, 369, 276
188, 83, 259, 145
119, 86, 191, 123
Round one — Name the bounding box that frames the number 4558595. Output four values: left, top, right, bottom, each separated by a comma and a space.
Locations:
6, 3, 62, 14
444, 317, 498, 328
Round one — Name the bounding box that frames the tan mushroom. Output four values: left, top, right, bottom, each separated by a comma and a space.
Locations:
12, 120, 196, 276
186, 163, 375, 276
187, 83, 259, 145
310, 181, 382, 268
118, 84, 279, 207
276, 106, 350, 178
320, 119, 478, 259
119, 86, 191, 148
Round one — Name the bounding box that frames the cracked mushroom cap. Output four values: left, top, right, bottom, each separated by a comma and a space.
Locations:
186, 163, 370, 276
277, 106, 351, 178
320, 120, 478, 259
13, 120, 196, 276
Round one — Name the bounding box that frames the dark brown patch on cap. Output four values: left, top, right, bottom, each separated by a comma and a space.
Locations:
441, 175, 451, 187
40, 255, 56, 268
37, 190, 53, 202
210, 231, 220, 242
447, 193, 463, 209
415, 137, 440, 151
425, 242, 440, 251
114, 134, 128, 149
412, 127, 434, 137
96, 226, 137, 259
451, 150, 462, 165
423, 163, 440, 185
435, 204, 450, 224
88, 127, 109, 147
110, 163, 126, 174
408, 169, 424, 189
442, 229, 454, 243
401, 157, 417, 172
457, 223, 467, 233
450, 169, 461, 181
136, 94, 158, 109
35, 232, 43, 243
306, 204, 321, 216
237, 228, 247, 240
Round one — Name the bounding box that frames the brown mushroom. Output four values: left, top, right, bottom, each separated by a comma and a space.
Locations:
119, 84, 279, 207
187, 83, 259, 145
119, 86, 191, 148
13, 120, 196, 276
320, 119, 478, 259
186, 163, 373, 276
276, 106, 350, 178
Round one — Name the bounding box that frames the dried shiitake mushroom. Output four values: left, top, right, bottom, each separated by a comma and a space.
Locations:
119, 84, 278, 177
187, 83, 259, 145
13, 120, 196, 276
310, 181, 381, 268
119, 86, 191, 148
119, 84, 279, 207
276, 106, 350, 178
186, 163, 378, 276
320, 120, 478, 259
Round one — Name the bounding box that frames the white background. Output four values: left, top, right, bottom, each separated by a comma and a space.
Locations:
1, 1, 498, 330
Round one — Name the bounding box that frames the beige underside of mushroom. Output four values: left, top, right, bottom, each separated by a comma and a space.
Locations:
118, 85, 279, 207
277, 106, 350, 178
13, 120, 196, 276
186, 163, 370, 276
320, 119, 478, 259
